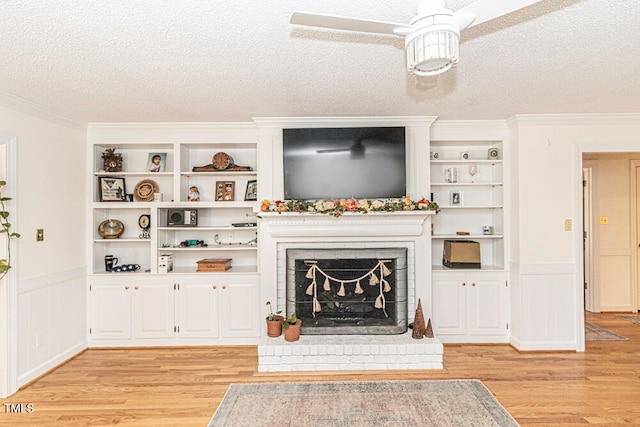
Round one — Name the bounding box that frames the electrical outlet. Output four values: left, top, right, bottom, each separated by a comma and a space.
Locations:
599, 216, 608, 225
564, 220, 572, 231
36, 228, 44, 241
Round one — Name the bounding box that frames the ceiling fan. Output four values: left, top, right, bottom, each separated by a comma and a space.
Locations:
290, 0, 543, 77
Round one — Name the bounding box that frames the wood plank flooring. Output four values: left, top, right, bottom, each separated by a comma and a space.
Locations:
1, 312, 639, 426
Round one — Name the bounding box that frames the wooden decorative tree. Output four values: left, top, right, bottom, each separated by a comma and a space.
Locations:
412, 299, 427, 339
425, 318, 434, 338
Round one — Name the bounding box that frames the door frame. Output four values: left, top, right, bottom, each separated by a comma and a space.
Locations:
582, 165, 596, 312
0, 135, 17, 398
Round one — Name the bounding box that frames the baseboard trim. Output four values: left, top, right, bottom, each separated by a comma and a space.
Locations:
17, 341, 87, 388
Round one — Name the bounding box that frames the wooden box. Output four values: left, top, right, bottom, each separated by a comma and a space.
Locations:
442, 240, 480, 269
196, 258, 232, 272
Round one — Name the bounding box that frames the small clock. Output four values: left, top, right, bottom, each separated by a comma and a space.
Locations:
138, 214, 151, 239
138, 214, 151, 230
102, 148, 123, 172
488, 147, 499, 159
212, 152, 234, 170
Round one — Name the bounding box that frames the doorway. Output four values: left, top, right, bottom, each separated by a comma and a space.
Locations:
581, 153, 639, 316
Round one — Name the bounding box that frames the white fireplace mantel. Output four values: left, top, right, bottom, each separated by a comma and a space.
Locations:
258, 211, 435, 327
257, 211, 435, 238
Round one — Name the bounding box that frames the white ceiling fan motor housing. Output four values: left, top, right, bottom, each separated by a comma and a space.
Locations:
405, 8, 460, 76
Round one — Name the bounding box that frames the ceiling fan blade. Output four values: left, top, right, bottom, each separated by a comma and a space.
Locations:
455, 0, 544, 29
290, 12, 411, 36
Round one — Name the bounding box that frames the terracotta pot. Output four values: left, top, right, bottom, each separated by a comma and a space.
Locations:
266, 315, 284, 337
283, 320, 302, 342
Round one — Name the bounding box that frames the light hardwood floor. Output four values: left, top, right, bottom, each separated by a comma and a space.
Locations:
1, 312, 639, 426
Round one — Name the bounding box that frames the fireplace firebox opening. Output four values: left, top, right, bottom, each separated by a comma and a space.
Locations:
286, 248, 408, 335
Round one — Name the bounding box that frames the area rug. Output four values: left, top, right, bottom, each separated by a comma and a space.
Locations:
585, 322, 627, 341
208, 380, 519, 427
616, 314, 640, 326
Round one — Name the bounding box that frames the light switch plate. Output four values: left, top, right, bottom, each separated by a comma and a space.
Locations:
564, 220, 572, 231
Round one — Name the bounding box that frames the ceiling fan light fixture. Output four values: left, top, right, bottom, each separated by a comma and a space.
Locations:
405, 26, 459, 76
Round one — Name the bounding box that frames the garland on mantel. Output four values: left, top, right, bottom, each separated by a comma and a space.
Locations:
261, 197, 439, 217
304, 260, 393, 318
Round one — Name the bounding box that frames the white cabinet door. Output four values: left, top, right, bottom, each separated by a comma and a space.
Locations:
220, 276, 260, 338
432, 271, 508, 342
176, 281, 220, 338
90, 280, 132, 340
432, 274, 467, 336
133, 279, 175, 339
467, 276, 508, 337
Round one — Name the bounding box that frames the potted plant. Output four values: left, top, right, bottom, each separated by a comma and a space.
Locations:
265, 301, 284, 337
283, 313, 302, 342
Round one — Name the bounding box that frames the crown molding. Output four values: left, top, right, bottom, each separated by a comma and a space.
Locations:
252, 116, 438, 129
430, 119, 508, 141
87, 122, 258, 143
509, 113, 640, 127
0, 90, 86, 131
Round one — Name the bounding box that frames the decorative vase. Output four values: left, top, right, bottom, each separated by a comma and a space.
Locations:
266, 316, 284, 337
283, 320, 302, 342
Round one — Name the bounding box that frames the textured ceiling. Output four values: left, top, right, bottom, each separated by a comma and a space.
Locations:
1, 0, 639, 124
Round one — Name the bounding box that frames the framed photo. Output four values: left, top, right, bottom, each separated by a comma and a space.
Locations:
146, 153, 167, 173
450, 191, 463, 206
244, 180, 257, 201
215, 181, 235, 201
99, 177, 126, 202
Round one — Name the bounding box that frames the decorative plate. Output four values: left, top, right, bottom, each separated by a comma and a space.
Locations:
98, 219, 125, 239
134, 179, 158, 202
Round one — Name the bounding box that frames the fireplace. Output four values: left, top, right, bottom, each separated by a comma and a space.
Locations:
286, 248, 408, 335
257, 212, 442, 372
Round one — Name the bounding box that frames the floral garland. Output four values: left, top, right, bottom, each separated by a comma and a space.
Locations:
260, 197, 439, 217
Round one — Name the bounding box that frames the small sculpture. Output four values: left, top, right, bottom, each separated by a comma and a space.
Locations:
412, 298, 427, 339
188, 186, 200, 202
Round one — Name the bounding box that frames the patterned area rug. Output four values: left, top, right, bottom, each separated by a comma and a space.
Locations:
585, 322, 627, 341
208, 380, 519, 427
616, 314, 640, 326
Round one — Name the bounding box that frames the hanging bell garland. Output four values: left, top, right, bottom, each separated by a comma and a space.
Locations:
303, 259, 394, 318
354, 280, 364, 294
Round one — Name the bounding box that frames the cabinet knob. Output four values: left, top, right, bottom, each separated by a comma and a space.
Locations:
213, 285, 217, 289
222, 285, 227, 289
461, 282, 466, 286
135, 286, 139, 290
125, 286, 129, 290
471, 282, 476, 287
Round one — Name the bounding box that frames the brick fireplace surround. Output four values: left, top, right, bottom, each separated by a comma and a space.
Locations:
257, 211, 443, 372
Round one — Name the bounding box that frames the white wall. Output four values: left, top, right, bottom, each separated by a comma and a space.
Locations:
0, 103, 87, 394
509, 114, 640, 351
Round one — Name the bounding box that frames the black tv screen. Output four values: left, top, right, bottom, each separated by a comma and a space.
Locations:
283, 127, 406, 200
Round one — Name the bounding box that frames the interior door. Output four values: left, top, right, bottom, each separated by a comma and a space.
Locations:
636, 165, 640, 311
583, 166, 594, 312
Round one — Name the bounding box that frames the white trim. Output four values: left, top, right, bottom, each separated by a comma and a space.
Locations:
511, 113, 640, 127
252, 116, 437, 129
0, 136, 17, 398
0, 90, 86, 131
16, 342, 87, 387
18, 267, 86, 295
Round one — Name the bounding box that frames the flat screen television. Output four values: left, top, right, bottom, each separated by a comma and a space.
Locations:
283, 127, 406, 200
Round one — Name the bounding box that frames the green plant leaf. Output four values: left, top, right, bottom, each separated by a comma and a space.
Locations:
0, 211, 9, 218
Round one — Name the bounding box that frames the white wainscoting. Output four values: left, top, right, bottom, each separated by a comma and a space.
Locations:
509, 262, 581, 351
17, 267, 87, 386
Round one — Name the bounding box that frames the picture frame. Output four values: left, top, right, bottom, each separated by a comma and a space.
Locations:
99, 177, 126, 202
146, 152, 167, 173
244, 180, 257, 201
450, 191, 463, 206
215, 181, 235, 201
